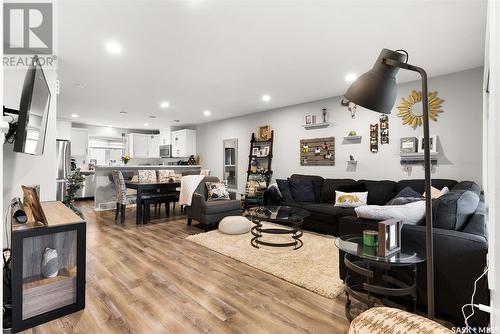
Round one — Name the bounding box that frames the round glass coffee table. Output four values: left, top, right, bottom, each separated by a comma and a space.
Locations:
335, 234, 425, 321
244, 206, 310, 250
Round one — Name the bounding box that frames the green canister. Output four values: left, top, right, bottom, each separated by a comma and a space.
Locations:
363, 230, 378, 247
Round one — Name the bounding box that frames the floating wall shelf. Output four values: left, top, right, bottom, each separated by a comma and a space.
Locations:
302, 122, 332, 130
343, 136, 362, 141
400, 152, 439, 164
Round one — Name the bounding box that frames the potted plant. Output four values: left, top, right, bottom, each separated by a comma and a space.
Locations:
63, 168, 85, 219
121, 155, 130, 165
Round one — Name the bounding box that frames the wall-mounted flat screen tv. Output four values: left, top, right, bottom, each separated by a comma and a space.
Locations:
14, 57, 51, 155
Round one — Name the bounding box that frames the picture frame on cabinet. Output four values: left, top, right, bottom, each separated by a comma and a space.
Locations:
418, 135, 438, 153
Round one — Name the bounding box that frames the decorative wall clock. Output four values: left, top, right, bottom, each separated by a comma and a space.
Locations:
397, 90, 444, 128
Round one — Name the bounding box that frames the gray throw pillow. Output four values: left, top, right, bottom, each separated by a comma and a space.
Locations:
386, 186, 423, 205
432, 190, 480, 230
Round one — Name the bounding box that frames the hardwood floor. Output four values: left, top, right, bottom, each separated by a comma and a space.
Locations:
21, 200, 350, 334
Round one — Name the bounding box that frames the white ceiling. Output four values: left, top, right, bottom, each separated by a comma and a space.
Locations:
57, 0, 487, 129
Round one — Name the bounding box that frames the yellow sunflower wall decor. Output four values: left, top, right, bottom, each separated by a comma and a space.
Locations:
396, 90, 444, 128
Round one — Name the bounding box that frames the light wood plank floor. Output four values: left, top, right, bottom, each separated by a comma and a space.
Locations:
21, 200, 350, 334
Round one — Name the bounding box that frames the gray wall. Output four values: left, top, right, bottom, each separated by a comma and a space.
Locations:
197, 68, 483, 192
3, 68, 58, 210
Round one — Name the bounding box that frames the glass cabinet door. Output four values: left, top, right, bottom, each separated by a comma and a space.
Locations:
21, 230, 78, 320
223, 139, 238, 189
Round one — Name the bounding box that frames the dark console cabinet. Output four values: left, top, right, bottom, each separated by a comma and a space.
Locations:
10, 202, 86, 333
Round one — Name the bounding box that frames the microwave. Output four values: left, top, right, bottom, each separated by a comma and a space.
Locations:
159, 144, 172, 158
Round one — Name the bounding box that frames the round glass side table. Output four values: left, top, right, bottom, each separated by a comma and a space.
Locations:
335, 234, 425, 321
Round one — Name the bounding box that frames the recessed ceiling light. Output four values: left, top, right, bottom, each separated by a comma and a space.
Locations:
71, 114, 79, 118
105, 40, 123, 55
262, 94, 271, 102
203, 110, 211, 116
160, 101, 170, 109
173, 120, 180, 123
144, 123, 149, 126
149, 115, 156, 119
345, 73, 357, 82
119, 111, 128, 115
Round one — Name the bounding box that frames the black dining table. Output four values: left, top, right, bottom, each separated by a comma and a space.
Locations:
124, 181, 181, 224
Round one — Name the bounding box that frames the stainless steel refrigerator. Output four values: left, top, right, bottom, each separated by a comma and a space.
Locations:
56, 139, 71, 201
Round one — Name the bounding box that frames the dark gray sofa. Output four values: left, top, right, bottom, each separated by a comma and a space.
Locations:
263, 174, 488, 327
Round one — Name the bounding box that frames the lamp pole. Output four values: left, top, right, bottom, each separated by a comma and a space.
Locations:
384, 58, 434, 319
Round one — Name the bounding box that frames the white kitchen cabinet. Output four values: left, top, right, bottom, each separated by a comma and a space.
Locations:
128, 134, 148, 158
128, 133, 160, 158
71, 128, 89, 156
171, 129, 196, 157
147, 134, 160, 157
159, 128, 171, 145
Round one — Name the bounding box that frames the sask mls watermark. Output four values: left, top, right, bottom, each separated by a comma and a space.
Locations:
3, 2, 57, 68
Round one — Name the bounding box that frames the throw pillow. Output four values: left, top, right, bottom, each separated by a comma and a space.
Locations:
205, 182, 230, 201
386, 186, 424, 205
423, 186, 449, 199
432, 190, 480, 230
276, 179, 294, 202
334, 191, 368, 208
289, 179, 316, 202
355, 200, 425, 225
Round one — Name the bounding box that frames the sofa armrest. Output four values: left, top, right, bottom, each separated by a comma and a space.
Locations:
189, 193, 206, 211
402, 225, 489, 326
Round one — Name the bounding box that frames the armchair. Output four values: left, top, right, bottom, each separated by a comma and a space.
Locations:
185, 176, 241, 230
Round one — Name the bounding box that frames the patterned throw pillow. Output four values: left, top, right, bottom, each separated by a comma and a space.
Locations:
138, 170, 157, 183
206, 182, 230, 201
334, 190, 368, 208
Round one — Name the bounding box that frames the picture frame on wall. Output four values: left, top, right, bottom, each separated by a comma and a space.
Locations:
258, 126, 271, 141
418, 135, 438, 153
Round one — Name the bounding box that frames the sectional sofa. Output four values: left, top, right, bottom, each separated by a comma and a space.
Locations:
263, 174, 489, 327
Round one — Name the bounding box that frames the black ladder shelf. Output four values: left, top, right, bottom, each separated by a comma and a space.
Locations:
242, 130, 274, 209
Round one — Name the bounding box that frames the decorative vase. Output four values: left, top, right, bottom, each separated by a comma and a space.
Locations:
41, 248, 58, 278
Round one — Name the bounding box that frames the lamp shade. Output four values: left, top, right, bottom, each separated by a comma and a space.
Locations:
344, 48, 407, 114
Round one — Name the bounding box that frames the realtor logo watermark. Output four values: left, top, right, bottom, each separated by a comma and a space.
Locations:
3, 2, 57, 68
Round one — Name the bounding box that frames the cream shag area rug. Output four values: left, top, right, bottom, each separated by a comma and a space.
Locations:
186, 223, 344, 299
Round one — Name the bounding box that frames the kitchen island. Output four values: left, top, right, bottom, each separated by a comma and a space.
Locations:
93, 165, 201, 210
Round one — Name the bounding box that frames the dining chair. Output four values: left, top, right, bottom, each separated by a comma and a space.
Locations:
112, 170, 138, 224
138, 170, 157, 183
200, 169, 211, 176
158, 170, 175, 182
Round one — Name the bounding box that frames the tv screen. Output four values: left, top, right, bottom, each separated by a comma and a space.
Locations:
14, 57, 51, 155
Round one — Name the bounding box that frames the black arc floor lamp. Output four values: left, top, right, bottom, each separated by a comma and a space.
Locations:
344, 48, 435, 319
